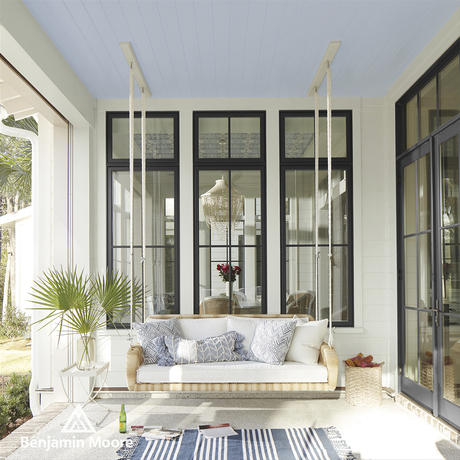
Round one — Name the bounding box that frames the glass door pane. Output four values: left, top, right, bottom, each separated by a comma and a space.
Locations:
436, 121, 460, 429
399, 144, 433, 408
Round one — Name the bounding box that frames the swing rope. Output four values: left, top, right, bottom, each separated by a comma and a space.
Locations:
128, 63, 135, 345
314, 87, 320, 322
326, 62, 334, 348
128, 70, 148, 347
141, 87, 147, 322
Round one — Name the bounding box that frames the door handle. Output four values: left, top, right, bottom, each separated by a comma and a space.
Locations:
432, 300, 440, 327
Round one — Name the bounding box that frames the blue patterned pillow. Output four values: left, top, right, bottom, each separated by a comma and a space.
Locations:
163, 331, 245, 365
133, 318, 182, 364
147, 336, 175, 366
247, 319, 296, 365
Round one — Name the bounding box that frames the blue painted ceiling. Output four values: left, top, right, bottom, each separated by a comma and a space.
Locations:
22, 0, 460, 99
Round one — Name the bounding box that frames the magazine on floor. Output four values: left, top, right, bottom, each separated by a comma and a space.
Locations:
143, 428, 182, 441
198, 423, 237, 438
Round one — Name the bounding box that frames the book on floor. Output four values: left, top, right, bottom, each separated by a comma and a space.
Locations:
143, 428, 182, 441
198, 423, 237, 438
129, 426, 145, 436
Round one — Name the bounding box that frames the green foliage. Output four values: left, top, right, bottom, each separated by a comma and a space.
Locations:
29, 267, 143, 343
0, 115, 34, 204
0, 240, 7, 319
0, 372, 31, 437
0, 398, 8, 435
2, 116, 38, 136
0, 304, 29, 340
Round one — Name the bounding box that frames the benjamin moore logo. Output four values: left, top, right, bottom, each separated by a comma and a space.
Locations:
61, 404, 96, 433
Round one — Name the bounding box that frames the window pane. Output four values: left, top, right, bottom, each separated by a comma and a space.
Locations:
419, 311, 434, 390
440, 134, 459, 226
419, 77, 437, 140
439, 56, 460, 127
319, 116, 347, 158
442, 226, 460, 303
284, 117, 314, 158
285, 245, 348, 322
442, 320, 460, 404
198, 171, 261, 245
418, 154, 431, 232
285, 170, 315, 245
113, 247, 175, 321
419, 233, 431, 310
112, 170, 176, 246
404, 161, 416, 235
405, 308, 418, 382
404, 95, 418, 150
198, 118, 228, 159
284, 116, 347, 158
111, 116, 175, 159
230, 117, 261, 159
405, 236, 417, 308
198, 247, 261, 314
317, 170, 348, 245
285, 170, 347, 246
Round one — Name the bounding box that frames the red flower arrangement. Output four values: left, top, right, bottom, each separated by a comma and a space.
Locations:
216, 263, 241, 283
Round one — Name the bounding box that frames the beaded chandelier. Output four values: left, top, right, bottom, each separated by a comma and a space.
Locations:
201, 177, 244, 237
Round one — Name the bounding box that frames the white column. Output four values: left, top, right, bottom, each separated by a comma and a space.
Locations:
179, 110, 194, 313
266, 109, 280, 314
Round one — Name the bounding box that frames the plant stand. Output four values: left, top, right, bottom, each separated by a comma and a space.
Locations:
59, 361, 110, 426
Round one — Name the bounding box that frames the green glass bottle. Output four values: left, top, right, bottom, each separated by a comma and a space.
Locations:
119, 404, 127, 433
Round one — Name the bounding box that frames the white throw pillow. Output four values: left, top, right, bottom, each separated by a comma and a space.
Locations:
293, 315, 310, 324
247, 319, 296, 365
286, 319, 328, 364
177, 318, 227, 340
226, 316, 260, 351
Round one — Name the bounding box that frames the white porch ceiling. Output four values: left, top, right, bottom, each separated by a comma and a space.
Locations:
22, 0, 460, 100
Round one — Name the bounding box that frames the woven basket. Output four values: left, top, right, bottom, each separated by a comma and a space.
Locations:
420, 361, 455, 402
344, 362, 384, 407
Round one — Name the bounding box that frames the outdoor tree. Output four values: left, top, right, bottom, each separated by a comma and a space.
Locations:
0, 115, 35, 323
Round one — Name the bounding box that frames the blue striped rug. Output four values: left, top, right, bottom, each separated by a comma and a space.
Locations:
117, 427, 356, 460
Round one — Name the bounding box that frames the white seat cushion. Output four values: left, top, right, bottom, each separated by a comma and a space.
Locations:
178, 318, 227, 340
137, 361, 327, 384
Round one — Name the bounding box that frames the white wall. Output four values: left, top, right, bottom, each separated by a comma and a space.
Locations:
95, 96, 393, 389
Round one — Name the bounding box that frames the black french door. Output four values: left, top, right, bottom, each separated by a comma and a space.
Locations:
398, 117, 460, 430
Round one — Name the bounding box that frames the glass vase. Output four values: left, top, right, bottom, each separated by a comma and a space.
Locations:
76, 336, 96, 370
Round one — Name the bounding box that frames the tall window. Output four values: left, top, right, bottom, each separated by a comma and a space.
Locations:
280, 110, 353, 326
107, 112, 179, 323
194, 111, 266, 314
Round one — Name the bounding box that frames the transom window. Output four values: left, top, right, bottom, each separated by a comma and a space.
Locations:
401, 43, 460, 152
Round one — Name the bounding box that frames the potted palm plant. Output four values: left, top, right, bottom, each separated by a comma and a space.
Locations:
29, 267, 143, 369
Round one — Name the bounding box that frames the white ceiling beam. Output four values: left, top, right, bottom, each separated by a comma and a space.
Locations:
120, 42, 152, 98
307, 41, 341, 97
0, 82, 21, 101
1, 97, 34, 115
13, 109, 39, 120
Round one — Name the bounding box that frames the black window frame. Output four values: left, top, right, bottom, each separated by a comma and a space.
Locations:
396, 38, 460, 157
193, 111, 267, 314
279, 110, 354, 327
106, 111, 180, 327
